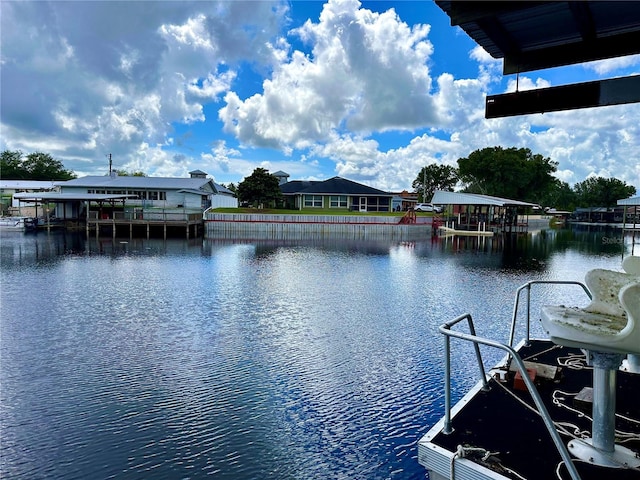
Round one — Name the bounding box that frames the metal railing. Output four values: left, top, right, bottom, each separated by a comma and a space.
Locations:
508, 280, 591, 347
438, 280, 593, 480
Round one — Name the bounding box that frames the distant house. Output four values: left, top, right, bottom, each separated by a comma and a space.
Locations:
390, 190, 419, 211
58, 170, 237, 210
279, 175, 393, 212
13, 171, 237, 222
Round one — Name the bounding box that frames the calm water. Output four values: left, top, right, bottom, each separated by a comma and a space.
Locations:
0, 227, 634, 479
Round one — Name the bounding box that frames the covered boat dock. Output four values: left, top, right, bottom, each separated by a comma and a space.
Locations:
431, 190, 540, 234
618, 196, 640, 255
12, 192, 203, 239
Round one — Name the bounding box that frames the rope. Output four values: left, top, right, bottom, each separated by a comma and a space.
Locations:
451, 444, 526, 480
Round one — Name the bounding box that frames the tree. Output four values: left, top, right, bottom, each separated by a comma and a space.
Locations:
540, 179, 578, 211
573, 177, 636, 208
0, 150, 25, 179
0, 150, 76, 180
113, 169, 147, 176
457, 146, 557, 203
236, 168, 282, 207
412, 164, 458, 202
222, 182, 238, 194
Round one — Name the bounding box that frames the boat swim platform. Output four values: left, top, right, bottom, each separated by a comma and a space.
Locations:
418, 339, 640, 480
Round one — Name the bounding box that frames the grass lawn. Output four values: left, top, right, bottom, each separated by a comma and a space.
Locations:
209, 207, 436, 216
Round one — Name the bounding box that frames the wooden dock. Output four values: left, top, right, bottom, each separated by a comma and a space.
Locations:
88, 211, 203, 239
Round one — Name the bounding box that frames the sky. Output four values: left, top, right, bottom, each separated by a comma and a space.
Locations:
1, 0, 639, 193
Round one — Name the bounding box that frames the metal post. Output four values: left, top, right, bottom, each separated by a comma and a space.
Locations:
525, 284, 531, 344
592, 366, 616, 452
443, 335, 452, 434
589, 351, 623, 452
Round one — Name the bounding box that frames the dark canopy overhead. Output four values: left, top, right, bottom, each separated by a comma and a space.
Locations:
435, 1, 640, 117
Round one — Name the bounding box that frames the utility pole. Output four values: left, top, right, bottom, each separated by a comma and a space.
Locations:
423, 167, 426, 203
107, 153, 112, 175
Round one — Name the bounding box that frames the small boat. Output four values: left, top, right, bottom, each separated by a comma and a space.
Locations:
419, 256, 640, 480
438, 225, 494, 237
0, 216, 38, 231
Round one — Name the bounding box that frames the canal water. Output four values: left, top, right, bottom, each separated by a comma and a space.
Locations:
0, 227, 635, 479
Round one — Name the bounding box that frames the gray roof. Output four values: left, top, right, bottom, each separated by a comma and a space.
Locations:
1, 180, 58, 190
280, 176, 391, 196
213, 183, 235, 196
58, 175, 214, 192
618, 196, 640, 206
431, 190, 539, 208
14, 192, 136, 201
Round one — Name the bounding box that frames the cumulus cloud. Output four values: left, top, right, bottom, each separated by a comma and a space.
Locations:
219, 0, 441, 151
583, 54, 640, 75
0, 0, 287, 176
1, 0, 638, 192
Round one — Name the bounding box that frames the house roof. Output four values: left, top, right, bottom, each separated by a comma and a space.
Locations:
280, 180, 318, 193
431, 190, 539, 208
618, 196, 640, 206
0, 180, 58, 190
280, 176, 391, 196
58, 175, 215, 192
213, 183, 235, 196
14, 192, 137, 202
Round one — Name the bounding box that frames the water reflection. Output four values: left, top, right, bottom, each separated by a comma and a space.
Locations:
1, 226, 634, 266
0, 226, 635, 480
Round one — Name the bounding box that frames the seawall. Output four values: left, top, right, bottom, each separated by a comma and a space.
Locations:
204, 213, 431, 238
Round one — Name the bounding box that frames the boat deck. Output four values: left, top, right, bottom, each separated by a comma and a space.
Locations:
419, 339, 640, 480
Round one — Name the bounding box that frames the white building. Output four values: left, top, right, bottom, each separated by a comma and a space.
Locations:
57, 171, 237, 212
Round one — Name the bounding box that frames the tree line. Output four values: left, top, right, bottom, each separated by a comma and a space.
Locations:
1, 150, 76, 180
414, 146, 636, 210
1, 150, 151, 180
2, 148, 635, 210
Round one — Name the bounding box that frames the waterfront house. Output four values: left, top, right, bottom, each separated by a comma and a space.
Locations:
57, 171, 236, 211
280, 175, 393, 212
13, 171, 236, 238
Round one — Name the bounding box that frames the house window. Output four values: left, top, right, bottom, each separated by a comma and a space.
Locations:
159, 192, 166, 201
329, 195, 348, 208
362, 197, 391, 212
304, 195, 323, 207
149, 191, 158, 200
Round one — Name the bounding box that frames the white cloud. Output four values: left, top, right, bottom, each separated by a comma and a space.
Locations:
505, 76, 551, 92
1, 0, 638, 194
219, 0, 440, 150
0, 1, 288, 176
583, 54, 640, 75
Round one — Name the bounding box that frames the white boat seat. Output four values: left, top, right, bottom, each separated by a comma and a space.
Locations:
541, 263, 640, 355
540, 258, 640, 465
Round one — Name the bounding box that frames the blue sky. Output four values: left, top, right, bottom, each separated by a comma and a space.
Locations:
1, 0, 639, 193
